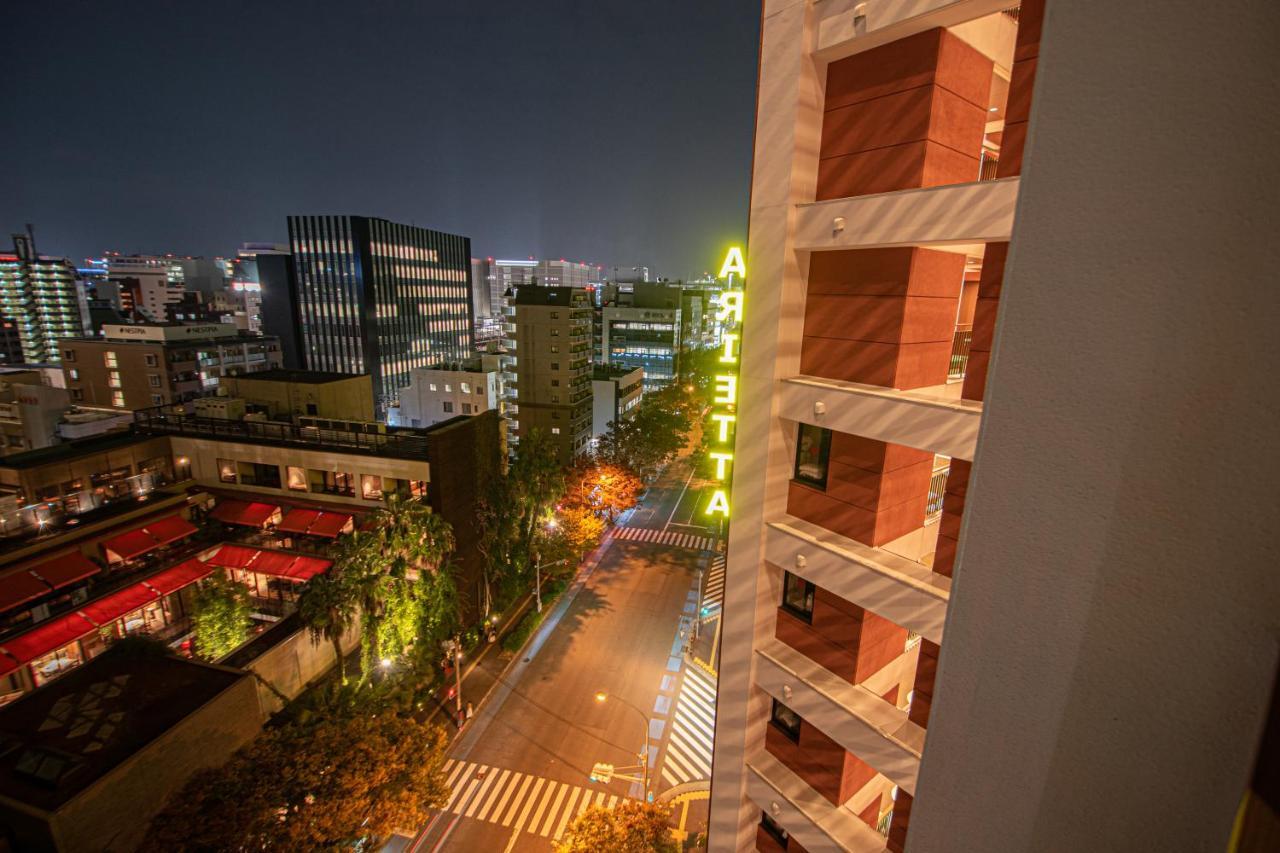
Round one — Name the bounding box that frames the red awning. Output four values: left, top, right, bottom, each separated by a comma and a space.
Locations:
101, 528, 160, 561
211, 500, 280, 528
79, 583, 159, 626
309, 512, 352, 538
284, 556, 331, 582
144, 559, 214, 595
206, 544, 260, 569
0, 652, 20, 677
0, 572, 53, 612
0, 613, 95, 664
30, 552, 100, 589
142, 515, 198, 546
248, 550, 297, 577
277, 508, 320, 535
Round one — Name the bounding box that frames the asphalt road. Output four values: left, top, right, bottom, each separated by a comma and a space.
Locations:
405, 449, 716, 853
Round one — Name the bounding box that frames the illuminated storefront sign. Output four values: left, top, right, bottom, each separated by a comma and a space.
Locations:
706, 247, 745, 519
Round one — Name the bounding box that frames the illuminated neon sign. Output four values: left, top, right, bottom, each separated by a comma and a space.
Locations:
706, 247, 745, 519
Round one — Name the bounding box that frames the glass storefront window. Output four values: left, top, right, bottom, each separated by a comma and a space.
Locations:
31, 642, 84, 687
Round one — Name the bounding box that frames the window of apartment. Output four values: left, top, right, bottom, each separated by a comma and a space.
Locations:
442, 401, 454, 413
62, 350, 75, 363
460, 382, 471, 394
148, 374, 161, 387
550, 345, 559, 354
144, 353, 158, 367
462, 403, 472, 414
237, 462, 281, 489
550, 312, 559, 319
103, 351, 117, 367
218, 459, 237, 483
551, 379, 559, 387
444, 384, 452, 392
68, 369, 79, 381
550, 329, 559, 337
551, 362, 559, 371
150, 394, 163, 405
361, 474, 383, 500
410, 480, 428, 498
551, 395, 559, 404
781, 571, 815, 622
770, 699, 803, 743
111, 390, 125, 408
287, 466, 307, 491
759, 812, 789, 847
108, 371, 122, 389
71, 389, 83, 402
794, 423, 832, 488
552, 427, 561, 435
312, 470, 355, 496
7, 435, 24, 448
429, 383, 437, 391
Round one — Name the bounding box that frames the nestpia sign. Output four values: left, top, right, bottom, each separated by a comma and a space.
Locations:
705, 247, 745, 520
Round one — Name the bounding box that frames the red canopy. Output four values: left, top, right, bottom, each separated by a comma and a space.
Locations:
101, 528, 160, 561
144, 559, 214, 595
206, 544, 259, 569
0, 572, 53, 612
248, 550, 297, 577
30, 552, 100, 589
79, 583, 158, 626
276, 508, 320, 535
0, 613, 95, 664
142, 515, 198, 546
309, 512, 352, 538
211, 500, 279, 528
284, 556, 331, 582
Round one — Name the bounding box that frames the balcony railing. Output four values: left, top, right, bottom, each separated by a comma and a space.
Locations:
978, 152, 1000, 181
925, 463, 949, 521
134, 408, 430, 459
948, 325, 973, 380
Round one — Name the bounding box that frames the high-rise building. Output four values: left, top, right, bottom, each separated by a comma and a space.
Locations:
284, 216, 473, 411
477, 258, 603, 321
707, 2, 1278, 852
600, 283, 683, 390
0, 234, 90, 364
508, 285, 593, 464
92, 254, 187, 322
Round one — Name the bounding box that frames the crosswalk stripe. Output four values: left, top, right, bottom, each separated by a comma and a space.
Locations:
444, 764, 477, 811
512, 777, 546, 833
462, 768, 501, 817
663, 742, 700, 778
475, 769, 513, 821
501, 774, 535, 827
661, 765, 678, 786
539, 783, 570, 836
552, 787, 583, 839
612, 525, 713, 550
445, 759, 469, 791
608, 795, 619, 809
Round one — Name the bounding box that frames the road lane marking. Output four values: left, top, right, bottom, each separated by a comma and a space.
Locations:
552, 786, 583, 839
474, 769, 512, 821
500, 774, 534, 826
539, 783, 570, 836
512, 777, 546, 833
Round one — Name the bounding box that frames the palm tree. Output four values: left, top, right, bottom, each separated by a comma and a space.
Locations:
298, 568, 358, 683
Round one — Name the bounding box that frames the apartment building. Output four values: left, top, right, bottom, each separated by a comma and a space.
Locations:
709, 2, 1279, 852
391, 360, 501, 429
0, 240, 90, 364
600, 283, 683, 390
508, 286, 593, 464
591, 364, 643, 442
59, 323, 282, 411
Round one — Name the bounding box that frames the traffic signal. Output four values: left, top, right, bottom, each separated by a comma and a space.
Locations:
589, 762, 614, 783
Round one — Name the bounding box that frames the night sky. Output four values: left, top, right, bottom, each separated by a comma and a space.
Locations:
2, 1, 760, 279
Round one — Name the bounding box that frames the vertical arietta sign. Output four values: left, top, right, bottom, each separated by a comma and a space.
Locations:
705, 247, 745, 522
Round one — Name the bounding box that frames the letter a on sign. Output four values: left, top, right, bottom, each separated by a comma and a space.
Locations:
719, 247, 746, 280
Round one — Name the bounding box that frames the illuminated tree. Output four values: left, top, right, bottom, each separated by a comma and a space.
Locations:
298, 570, 358, 683
145, 710, 451, 850
565, 460, 643, 522
554, 801, 678, 853
190, 574, 252, 661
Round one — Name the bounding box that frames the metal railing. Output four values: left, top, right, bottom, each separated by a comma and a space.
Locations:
134, 408, 430, 459
948, 326, 973, 380
979, 152, 1000, 181
925, 465, 950, 520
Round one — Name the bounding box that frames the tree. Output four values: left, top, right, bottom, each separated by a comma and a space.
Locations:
538, 503, 606, 568
507, 429, 565, 577
298, 570, 358, 683
555, 801, 678, 853
191, 574, 252, 661
145, 710, 452, 851
565, 460, 642, 522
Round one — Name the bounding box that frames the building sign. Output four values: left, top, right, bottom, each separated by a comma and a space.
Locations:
705, 248, 745, 519
101, 323, 240, 342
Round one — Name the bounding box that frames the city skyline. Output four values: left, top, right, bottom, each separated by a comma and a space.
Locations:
0, 0, 758, 280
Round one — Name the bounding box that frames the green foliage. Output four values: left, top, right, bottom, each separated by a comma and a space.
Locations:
191, 574, 252, 661
145, 706, 452, 851
500, 578, 568, 653
596, 385, 695, 482
554, 800, 678, 852
298, 571, 358, 683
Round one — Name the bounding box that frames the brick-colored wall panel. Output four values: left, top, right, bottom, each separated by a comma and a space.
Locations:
825, 459, 933, 512
946, 458, 972, 496
800, 336, 952, 389
829, 432, 933, 473
776, 607, 858, 682
765, 720, 871, 805
756, 826, 788, 853
1005, 56, 1039, 126
788, 481, 926, 546
997, 113, 1030, 178
977, 242, 1009, 299
961, 348, 991, 401
821, 86, 987, 161
932, 533, 960, 578
809, 248, 961, 298
971, 295, 1000, 352
804, 294, 958, 345
887, 791, 914, 853
826, 29, 991, 111
818, 140, 981, 200
859, 797, 882, 829
855, 610, 910, 681
1014, 0, 1046, 63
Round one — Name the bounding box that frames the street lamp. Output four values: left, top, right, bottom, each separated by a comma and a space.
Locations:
594, 691, 650, 798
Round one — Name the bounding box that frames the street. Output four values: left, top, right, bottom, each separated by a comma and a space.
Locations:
401, 443, 721, 852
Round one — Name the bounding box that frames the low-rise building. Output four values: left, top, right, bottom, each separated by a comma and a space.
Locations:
391, 360, 500, 429
59, 323, 282, 411
0, 370, 70, 456
591, 365, 644, 442
0, 649, 261, 853
219, 370, 375, 422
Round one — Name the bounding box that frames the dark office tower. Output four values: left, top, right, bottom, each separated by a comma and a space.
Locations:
285, 216, 474, 411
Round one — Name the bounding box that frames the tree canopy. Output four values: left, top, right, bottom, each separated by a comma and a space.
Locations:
145, 709, 451, 851
191, 574, 252, 661
554, 800, 679, 853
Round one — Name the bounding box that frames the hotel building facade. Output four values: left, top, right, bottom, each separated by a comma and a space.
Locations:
709, 1, 1278, 852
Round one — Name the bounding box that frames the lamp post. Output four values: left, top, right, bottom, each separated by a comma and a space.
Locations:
594, 691, 650, 798
442, 636, 465, 726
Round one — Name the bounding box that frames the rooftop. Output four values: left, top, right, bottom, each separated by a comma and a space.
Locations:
0, 432, 156, 471
229, 369, 365, 385
512, 285, 590, 307
0, 648, 245, 810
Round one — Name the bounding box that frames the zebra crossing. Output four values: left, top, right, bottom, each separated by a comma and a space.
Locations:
440, 759, 627, 840
611, 526, 715, 551
701, 554, 726, 615
660, 664, 717, 786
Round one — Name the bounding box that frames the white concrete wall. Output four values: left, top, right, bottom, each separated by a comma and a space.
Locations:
908, 1, 1280, 851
